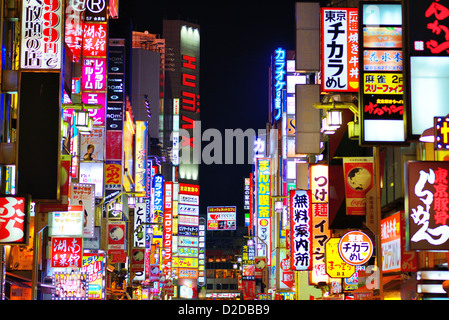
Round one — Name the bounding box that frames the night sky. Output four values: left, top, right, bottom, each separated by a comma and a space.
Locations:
114, 0, 315, 226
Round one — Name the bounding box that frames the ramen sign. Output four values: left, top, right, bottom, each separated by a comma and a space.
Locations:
338, 231, 373, 266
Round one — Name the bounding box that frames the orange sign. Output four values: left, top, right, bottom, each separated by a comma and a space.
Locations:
105, 162, 121, 186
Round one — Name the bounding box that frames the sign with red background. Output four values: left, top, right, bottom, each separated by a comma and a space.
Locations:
51, 237, 83, 267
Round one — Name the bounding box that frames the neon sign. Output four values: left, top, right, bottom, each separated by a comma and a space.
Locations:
152, 174, 164, 212
256, 158, 271, 264
271, 48, 286, 123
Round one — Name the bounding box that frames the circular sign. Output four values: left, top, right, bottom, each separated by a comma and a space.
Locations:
338, 231, 373, 266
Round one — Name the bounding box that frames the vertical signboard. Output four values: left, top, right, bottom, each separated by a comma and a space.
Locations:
198, 217, 206, 288
21, 0, 63, 69
179, 23, 200, 178
81, 252, 105, 300
105, 39, 125, 207
152, 174, 164, 247
405, 161, 449, 250
309, 165, 331, 284
244, 177, 251, 211
256, 158, 271, 264
381, 212, 401, 273
135, 121, 148, 194
343, 157, 374, 215
321, 8, 359, 92
65, 0, 84, 63
399, 210, 418, 272
271, 47, 286, 124
404, 0, 449, 139
70, 183, 96, 238
177, 183, 200, 281
82, 7, 108, 125
359, 2, 405, 144
164, 182, 173, 276
134, 202, 146, 248
289, 189, 312, 271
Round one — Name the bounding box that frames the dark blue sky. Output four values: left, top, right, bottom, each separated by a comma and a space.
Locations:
115, 0, 307, 225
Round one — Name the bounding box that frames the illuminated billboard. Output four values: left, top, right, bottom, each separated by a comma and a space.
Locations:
207, 206, 237, 231
51, 205, 84, 237
177, 182, 199, 279
135, 121, 148, 194
290, 189, 312, 271
256, 158, 271, 264
381, 212, 401, 273
271, 47, 286, 123
405, 161, 449, 250
51, 237, 83, 268
80, 127, 105, 161
359, 2, 406, 145
79, 162, 104, 198
321, 7, 359, 92
52, 272, 88, 300
164, 182, 173, 275
0, 195, 31, 245
153, 174, 164, 213
81, 252, 105, 300
404, 0, 449, 138
176, 22, 200, 180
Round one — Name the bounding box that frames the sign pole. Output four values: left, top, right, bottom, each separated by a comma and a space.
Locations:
373, 146, 384, 299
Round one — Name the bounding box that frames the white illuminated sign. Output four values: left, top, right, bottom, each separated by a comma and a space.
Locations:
79, 162, 104, 197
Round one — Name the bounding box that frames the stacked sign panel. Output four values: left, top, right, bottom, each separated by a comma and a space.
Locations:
359, 2, 405, 144
176, 183, 200, 286
105, 39, 125, 211
163, 182, 173, 276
